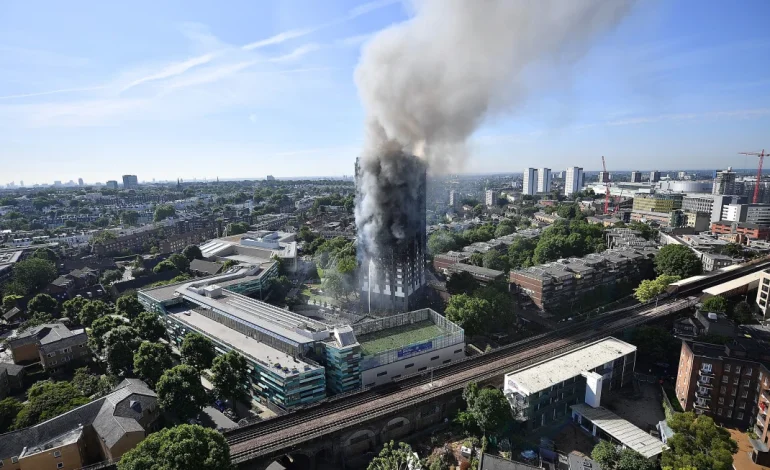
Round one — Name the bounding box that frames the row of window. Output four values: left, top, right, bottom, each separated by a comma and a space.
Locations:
724, 364, 753, 375
716, 408, 744, 420
717, 396, 748, 408
718, 385, 750, 398
0, 451, 63, 468
720, 375, 752, 388
46, 344, 85, 358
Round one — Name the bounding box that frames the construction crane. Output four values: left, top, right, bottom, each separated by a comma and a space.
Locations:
601, 155, 611, 214
739, 149, 767, 204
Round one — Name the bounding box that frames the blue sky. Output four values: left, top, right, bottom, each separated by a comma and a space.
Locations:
1, 0, 769, 185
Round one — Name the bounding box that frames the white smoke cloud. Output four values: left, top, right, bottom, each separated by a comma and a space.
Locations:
355, 0, 636, 255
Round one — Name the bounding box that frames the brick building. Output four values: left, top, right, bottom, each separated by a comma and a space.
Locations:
711, 221, 770, 240
8, 323, 89, 370
509, 248, 655, 312
675, 339, 768, 428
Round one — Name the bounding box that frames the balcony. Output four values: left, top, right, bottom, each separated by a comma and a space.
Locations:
694, 401, 711, 411
695, 389, 712, 399
698, 378, 714, 388
759, 414, 767, 429
699, 368, 715, 378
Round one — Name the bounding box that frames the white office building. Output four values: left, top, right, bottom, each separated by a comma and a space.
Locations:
523, 168, 537, 196
537, 168, 551, 194
564, 167, 584, 196
722, 204, 770, 226
485, 190, 497, 207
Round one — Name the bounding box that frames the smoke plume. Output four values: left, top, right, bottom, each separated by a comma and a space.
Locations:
355, 0, 635, 256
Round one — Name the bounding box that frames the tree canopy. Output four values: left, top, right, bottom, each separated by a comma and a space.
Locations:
104, 325, 142, 376
655, 244, 702, 278
118, 424, 233, 470
89, 315, 125, 352
661, 412, 737, 470
115, 293, 144, 319
132, 311, 167, 342
211, 351, 249, 405
13, 381, 89, 429
180, 332, 216, 371
27, 293, 58, 315
134, 342, 174, 387
153, 204, 176, 222
367, 441, 420, 470
156, 365, 208, 422
168, 253, 190, 273
446, 271, 479, 296
78, 299, 110, 327
591, 440, 655, 470
5, 258, 57, 296
630, 325, 680, 364
182, 245, 203, 262
444, 295, 493, 336
634, 274, 680, 302
701, 295, 728, 313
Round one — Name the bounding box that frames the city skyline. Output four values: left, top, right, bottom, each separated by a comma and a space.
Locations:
2, 0, 769, 184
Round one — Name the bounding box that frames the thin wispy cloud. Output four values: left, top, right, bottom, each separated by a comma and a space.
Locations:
336, 33, 374, 47
605, 108, 770, 126
268, 44, 320, 63
0, 85, 107, 101
241, 0, 397, 51
121, 53, 215, 91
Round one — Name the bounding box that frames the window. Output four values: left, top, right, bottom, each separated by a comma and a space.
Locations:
722, 376, 729, 383
57, 463, 64, 469
53, 451, 61, 458
740, 401, 746, 409
717, 408, 723, 415
454, 348, 463, 354
11, 458, 17, 464
392, 375, 401, 379
718, 397, 725, 404
738, 412, 745, 420
721, 386, 727, 393
747, 367, 754, 375
727, 410, 733, 418
736, 366, 742, 374
742, 391, 749, 398
443, 360, 451, 364
725, 364, 732, 372
47, 353, 55, 358
418, 367, 427, 372
732, 389, 737, 396
430, 356, 439, 361
734, 377, 740, 385
78, 344, 84, 348
744, 380, 751, 388
376, 371, 387, 377
404, 363, 414, 369
730, 399, 735, 406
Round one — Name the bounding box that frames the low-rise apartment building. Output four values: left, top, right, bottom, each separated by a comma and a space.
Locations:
504, 337, 636, 430
711, 221, 770, 240
7, 323, 88, 369
509, 248, 655, 312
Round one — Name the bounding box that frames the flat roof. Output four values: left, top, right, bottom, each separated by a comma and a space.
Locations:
169, 310, 321, 378
505, 338, 636, 395
571, 404, 664, 458
702, 271, 763, 296
358, 320, 446, 356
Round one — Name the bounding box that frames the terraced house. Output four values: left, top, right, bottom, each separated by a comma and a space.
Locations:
7, 323, 88, 370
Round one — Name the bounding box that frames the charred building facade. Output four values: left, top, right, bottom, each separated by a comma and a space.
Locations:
356, 153, 427, 313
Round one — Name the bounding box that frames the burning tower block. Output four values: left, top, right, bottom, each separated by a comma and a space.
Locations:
356, 152, 427, 313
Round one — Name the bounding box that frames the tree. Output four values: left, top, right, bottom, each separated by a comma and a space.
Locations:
27, 293, 58, 315
89, 315, 125, 352
732, 301, 754, 324
19, 311, 54, 331
182, 245, 203, 262
482, 250, 509, 271
2, 294, 22, 313
616, 449, 656, 470
445, 294, 493, 336
367, 441, 419, 470
118, 424, 233, 470
180, 332, 216, 371
0, 398, 23, 433
134, 342, 173, 387
470, 388, 511, 436
168, 253, 190, 273
104, 326, 141, 376
634, 274, 680, 302
153, 259, 178, 274
78, 299, 110, 327
156, 365, 208, 421
72, 367, 102, 397
469, 252, 484, 267
101, 269, 123, 285
591, 441, 619, 469
655, 244, 702, 278
120, 210, 140, 226
428, 230, 463, 255
473, 204, 484, 217
446, 271, 479, 296
153, 204, 176, 222
211, 351, 248, 405
322, 271, 345, 300
115, 293, 144, 319
221, 259, 239, 270
13, 381, 89, 429
701, 295, 728, 313
630, 326, 679, 364
132, 311, 167, 342
662, 412, 737, 470
5, 258, 57, 296
494, 221, 515, 238
227, 222, 250, 235
32, 247, 58, 263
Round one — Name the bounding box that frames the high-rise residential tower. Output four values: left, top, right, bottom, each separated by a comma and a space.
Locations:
522, 168, 537, 196
537, 168, 551, 193
712, 168, 737, 196
122, 175, 138, 189
650, 170, 661, 183
564, 167, 584, 196
630, 171, 642, 183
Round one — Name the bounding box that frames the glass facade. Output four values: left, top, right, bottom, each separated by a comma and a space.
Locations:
323, 342, 362, 394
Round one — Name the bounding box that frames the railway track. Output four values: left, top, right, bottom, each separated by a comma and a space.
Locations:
228, 297, 693, 462
226, 258, 770, 463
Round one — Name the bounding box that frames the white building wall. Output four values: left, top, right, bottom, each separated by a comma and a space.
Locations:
537, 168, 551, 193
361, 343, 466, 387
565, 167, 584, 196
523, 169, 537, 196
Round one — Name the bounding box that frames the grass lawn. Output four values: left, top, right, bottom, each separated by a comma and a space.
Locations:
358, 320, 445, 356
300, 285, 338, 306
